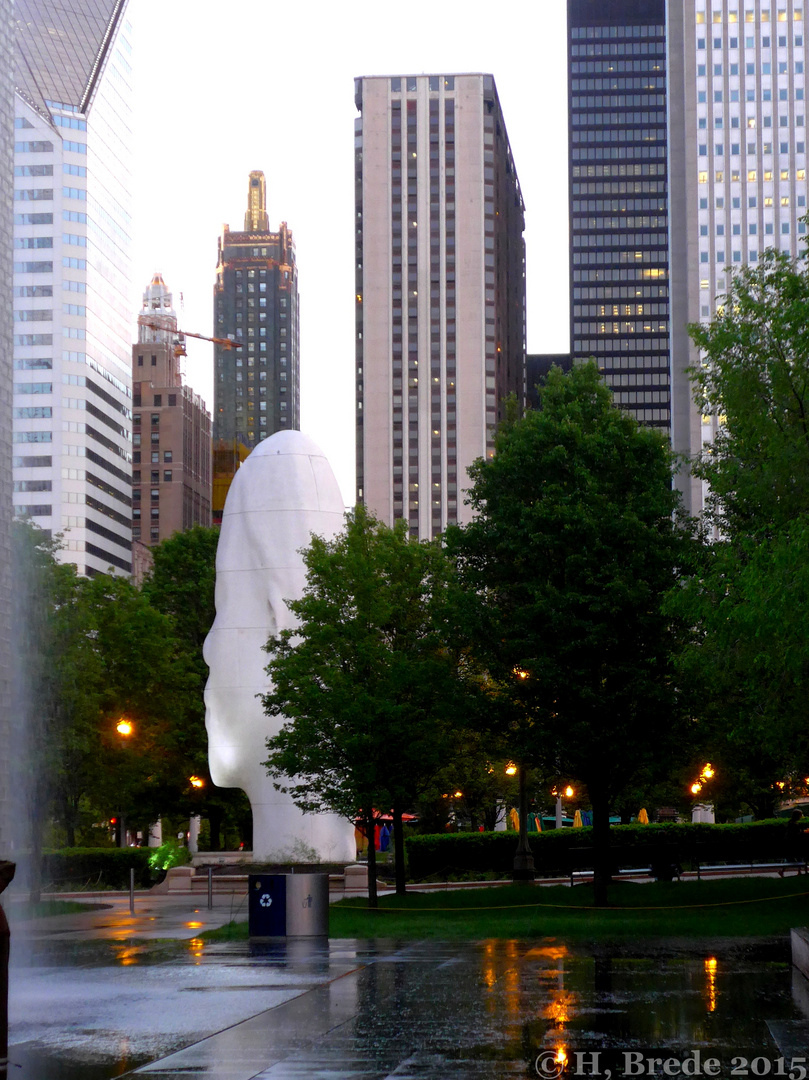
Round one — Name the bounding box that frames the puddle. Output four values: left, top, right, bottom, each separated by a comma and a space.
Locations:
8, 937, 809, 1079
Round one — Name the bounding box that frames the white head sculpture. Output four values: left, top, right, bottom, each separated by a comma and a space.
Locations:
203, 430, 356, 862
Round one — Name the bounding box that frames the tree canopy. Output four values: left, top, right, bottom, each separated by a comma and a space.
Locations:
447, 362, 696, 902
142, 526, 250, 848
263, 504, 477, 901
689, 248, 809, 537
12, 522, 203, 871
671, 248, 809, 814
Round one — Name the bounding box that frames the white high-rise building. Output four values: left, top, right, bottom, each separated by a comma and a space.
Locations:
670, 0, 808, 509
12, 0, 134, 575
354, 73, 526, 539
0, 0, 14, 857
567, 0, 809, 516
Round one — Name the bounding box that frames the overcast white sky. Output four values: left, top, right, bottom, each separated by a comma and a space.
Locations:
129, 0, 570, 503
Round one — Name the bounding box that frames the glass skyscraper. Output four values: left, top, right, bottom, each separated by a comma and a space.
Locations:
567, 0, 809, 515
568, 0, 672, 431
12, 0, 134, 575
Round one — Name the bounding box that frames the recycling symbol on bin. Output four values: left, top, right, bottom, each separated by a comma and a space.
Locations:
259, 893, 272, 908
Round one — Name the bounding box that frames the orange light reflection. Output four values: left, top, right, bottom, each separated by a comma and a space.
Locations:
704, 956, 718, 1012
115, 944, 142, 966
544, 989, 576, 1026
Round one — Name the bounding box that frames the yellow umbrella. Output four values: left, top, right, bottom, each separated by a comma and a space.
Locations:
509, 807, 520, 831
573, 809, 583, 828
638, 808, 649, 824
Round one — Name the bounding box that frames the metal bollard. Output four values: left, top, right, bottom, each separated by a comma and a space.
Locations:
0, 861, 16, 1080
207, 866, 213, 910
129, 867, 135, 916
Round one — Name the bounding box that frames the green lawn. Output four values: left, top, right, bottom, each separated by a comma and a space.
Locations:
203, 877, 809, 942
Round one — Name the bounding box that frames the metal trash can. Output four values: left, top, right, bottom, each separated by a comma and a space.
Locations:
248, 874, 286, 938
286, 874, 329, 937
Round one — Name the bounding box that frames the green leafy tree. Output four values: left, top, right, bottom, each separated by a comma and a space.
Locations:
263, 505, 477, 904
13, 523, 201, 890
75, 572, 200, 831
142, 526, 249, 848
142, 526, 218, 659
13, 522, 91, 896
671, 247, 809, 812
689, 248, 809, 537
447, 362, 695, 905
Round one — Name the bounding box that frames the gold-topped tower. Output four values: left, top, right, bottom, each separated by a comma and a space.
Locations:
244, 170, 269, 232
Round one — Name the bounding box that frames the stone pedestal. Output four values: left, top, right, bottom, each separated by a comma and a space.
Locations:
343, 864, 368, 893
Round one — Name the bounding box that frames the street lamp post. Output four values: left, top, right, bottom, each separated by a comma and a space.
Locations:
509, 667, 536, 882
553, 785, 575, 829
115, 718, 134, 848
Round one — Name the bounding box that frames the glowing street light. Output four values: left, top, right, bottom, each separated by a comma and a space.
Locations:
189, 776, 205, 789
505, 763, 518, 776
116, 718, 133, 737
690, 763, 716, 796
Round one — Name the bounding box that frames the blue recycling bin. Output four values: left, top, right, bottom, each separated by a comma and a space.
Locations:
248, 874, 286, 938
248, 873, 329, 939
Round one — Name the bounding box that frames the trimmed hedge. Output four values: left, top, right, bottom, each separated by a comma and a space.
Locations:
41, 847, 154, 889
405, 820, 791, 880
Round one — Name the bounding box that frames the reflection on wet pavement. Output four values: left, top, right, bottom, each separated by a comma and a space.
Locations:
9, 937, 809, 1079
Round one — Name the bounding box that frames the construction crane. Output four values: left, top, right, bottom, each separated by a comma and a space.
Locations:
137, 315, 242, 360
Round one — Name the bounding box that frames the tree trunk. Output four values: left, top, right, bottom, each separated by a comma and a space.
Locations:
208, 806, 224, 852
364, 808, 378, 909
591, 788, 611, 907
512, 764, 535, 882
392, 802, 406, 895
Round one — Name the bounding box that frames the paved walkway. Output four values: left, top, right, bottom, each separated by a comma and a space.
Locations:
5, 892, 809, 1079
7, 889, 249, 943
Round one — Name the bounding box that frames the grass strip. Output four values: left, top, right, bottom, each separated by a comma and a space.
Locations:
201, 877, 809, 942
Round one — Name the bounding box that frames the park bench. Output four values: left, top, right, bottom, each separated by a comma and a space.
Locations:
694, 859, 807, 880
570, 866, 680, 885
565, 864, 682, 881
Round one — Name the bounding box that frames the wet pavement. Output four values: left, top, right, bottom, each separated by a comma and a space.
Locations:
6, 890, 250, 943
7, 923, 809, 1080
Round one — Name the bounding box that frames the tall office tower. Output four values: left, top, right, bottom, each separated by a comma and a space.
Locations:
354, 74, 526, 538
132, 273, 212, 548
567, 1, 809, 516
568, 0, 673, 435
212, 171, 299, 522
670, 1, 809, 507
12, 0, 134, 575
0, 0, 14, 857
